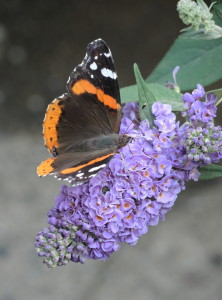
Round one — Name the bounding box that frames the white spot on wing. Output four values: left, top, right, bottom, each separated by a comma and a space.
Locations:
88, 174, 96, 178
91, 74, 94, 78
95, 56, 98, 60
89, 164, 106, 173
104, 51, 111, 58
90, 62, 97, 70
101, 68, 117, 79
59, 93, 66, 99
76, 172, 84, 178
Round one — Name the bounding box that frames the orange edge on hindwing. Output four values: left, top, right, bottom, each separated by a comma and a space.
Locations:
37, 153, 114, 177
72, 79, 121, 111
60, 153, 114, 175
37, 158, 55, 176
43, 99, 63, 154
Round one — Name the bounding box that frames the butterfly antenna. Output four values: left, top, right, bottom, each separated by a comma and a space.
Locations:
119, 151, 133, 181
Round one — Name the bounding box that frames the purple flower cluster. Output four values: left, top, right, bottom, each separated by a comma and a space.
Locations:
181, 84, 222, 165
35, 85, 222, 267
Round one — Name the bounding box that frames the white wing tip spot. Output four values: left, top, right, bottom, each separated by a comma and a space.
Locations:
101, 68, 117, 79
90, 62, 97, 70
104, 51, 111, 58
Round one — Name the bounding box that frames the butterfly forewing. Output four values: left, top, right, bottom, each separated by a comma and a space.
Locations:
49, 93, 114, 155
67, 39, 122, 133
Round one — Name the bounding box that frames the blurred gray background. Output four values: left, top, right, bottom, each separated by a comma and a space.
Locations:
1, 0, 222, 300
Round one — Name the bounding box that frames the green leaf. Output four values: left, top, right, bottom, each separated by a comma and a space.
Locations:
146, 83, 184, 111
120, 85, 138, 103
120, 83, 184, 111
199, 164, 222, 180
181, 28, 222, 40
146, 35, 222, 91
133, 63, 155, 124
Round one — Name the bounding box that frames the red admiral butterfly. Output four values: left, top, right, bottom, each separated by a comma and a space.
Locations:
37, 39, 130, 185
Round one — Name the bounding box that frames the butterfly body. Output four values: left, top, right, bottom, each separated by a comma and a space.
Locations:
65, 134, 128, 152
37, 39, 129, 185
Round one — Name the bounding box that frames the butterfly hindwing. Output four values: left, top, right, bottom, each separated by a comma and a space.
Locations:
37, 149, 115, 185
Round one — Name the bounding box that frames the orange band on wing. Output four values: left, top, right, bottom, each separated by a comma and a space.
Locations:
37, 157, 55, 176
73, 80, 96, 95
43, 99, 63, 154
72, 80, 121, 110
60, 153, 114, 175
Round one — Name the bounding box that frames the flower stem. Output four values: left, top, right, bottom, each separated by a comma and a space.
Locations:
216, 97, 222, 107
